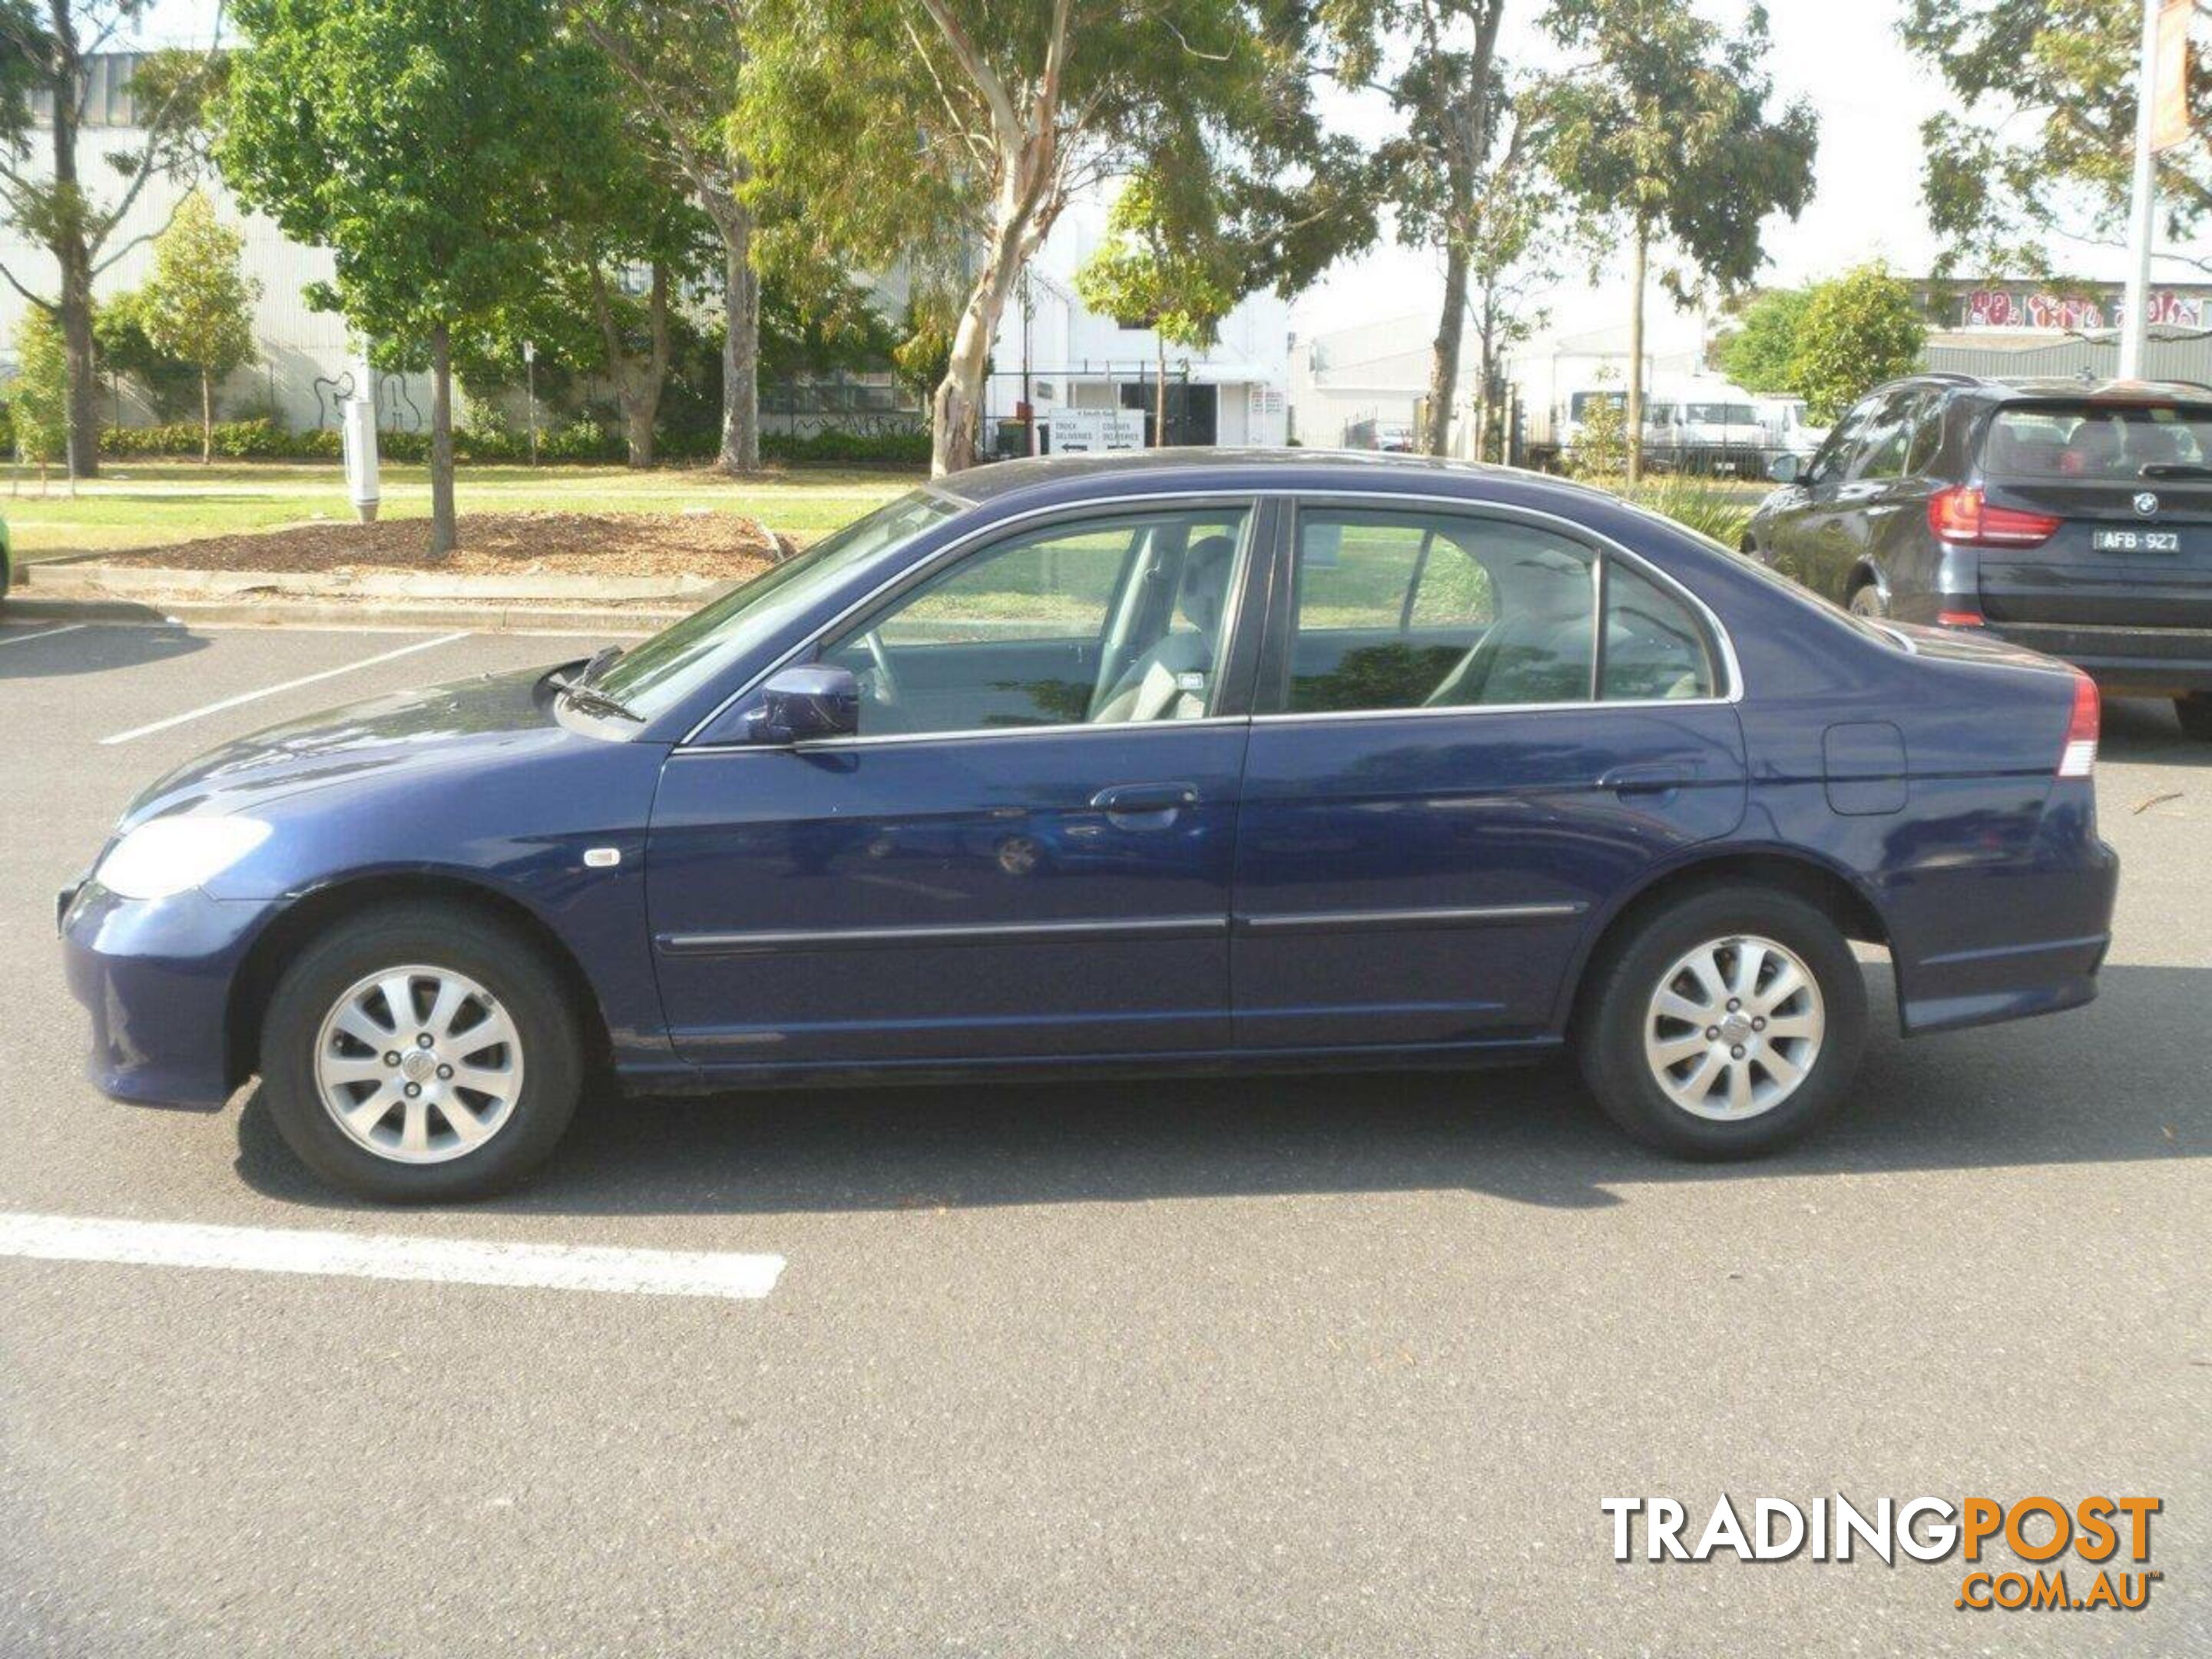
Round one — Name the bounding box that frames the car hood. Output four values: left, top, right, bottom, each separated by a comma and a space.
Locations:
120, 664, 583, 827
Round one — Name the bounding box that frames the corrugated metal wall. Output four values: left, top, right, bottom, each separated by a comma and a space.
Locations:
1925, 333, 2212, 386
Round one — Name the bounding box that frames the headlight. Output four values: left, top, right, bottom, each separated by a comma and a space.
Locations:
96, 816, 271, 900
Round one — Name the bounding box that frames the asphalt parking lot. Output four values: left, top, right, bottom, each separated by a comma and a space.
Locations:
1, 618, 2205, 1657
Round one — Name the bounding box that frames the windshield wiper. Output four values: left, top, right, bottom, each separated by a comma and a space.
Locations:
2139, 462, 2212, 480
547, 659, 643, 723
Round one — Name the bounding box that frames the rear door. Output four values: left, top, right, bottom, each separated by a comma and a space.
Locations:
1760, 392, 1882, 594
1230, 499, 1747, 1051
1975, 399, 2212, 631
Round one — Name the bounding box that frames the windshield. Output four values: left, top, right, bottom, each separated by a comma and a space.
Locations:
1983, 402, 2212, 481
592, 488, 961, 722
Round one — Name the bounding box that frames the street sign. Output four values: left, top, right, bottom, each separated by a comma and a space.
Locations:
1051, 408, 1145, 453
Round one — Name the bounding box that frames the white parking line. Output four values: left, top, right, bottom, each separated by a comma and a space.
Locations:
97, 630, 472, 745
0, 621, 88, 649
0, 1212, 786, 1300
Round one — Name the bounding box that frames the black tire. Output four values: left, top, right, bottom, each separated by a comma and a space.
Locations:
259, 902, 584, 1201
2175, 694, 2212, 741
1576, 885, 1868, 1159
1847, 581, 1887, 620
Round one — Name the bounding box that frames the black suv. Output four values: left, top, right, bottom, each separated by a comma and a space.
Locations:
1745, 373, 2212, 737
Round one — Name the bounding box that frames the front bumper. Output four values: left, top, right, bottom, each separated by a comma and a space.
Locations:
59, 881, 275, 1108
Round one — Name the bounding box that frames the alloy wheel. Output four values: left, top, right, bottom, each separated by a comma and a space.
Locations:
1642, 934, 1826, 1121
313, 964, 525, 1164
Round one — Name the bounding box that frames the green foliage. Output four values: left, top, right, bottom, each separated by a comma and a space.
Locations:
1787, 264, 1929, 423
1074, 173, 1241, 352
1715, 288, 1810, 395
143, 189, 262, 452
1568, 389, 1628, 481
94, 288, 199, 422
1902, 0, 2212, 278
11, 306, 68, 463
218, 0, 611, 346
1627, 475, 1755, 547
92, 418, 929, 468
1544, 0, 1818, 298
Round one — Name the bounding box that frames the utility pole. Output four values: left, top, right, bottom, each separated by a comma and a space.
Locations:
2120, 0, 2161, 379
342, 344, 380, 524
523, 339, 539, 465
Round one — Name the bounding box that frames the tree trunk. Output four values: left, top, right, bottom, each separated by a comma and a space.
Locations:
715, 200, 760, 472
200, 369, 214, 464
932, 207, 1031, 476
429, 323, 457, 558
1154, 329, 1167, 445
1626, 218, 1647, 485
47, 6, 99, 482
1426, 236, 1469, 459
593, 261, 671, 469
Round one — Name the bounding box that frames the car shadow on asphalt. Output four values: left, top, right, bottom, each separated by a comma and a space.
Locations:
230, 962, 2207, 1217
2104, 696, 2208, 768
0, 621, 207, 680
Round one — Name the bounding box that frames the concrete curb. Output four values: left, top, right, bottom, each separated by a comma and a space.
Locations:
0, 594, 691, 635
25, 561, 736, 604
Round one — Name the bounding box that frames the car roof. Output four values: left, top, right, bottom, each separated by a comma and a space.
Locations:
1870, 372, 2212, 405
933, 446, 1623, 515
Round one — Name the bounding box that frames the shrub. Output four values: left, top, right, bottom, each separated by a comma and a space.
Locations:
1628, 475, 1756, 548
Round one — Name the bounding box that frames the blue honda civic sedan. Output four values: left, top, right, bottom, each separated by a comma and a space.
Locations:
60, 452, 2118, 1200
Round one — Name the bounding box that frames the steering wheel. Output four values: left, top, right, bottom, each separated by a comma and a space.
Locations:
860, 628, 902, 709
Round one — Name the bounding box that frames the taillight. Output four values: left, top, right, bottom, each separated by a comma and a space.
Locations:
1936, 607, 1985, 627
2058, 672, 2100, 779
1929, 485, 2061, 548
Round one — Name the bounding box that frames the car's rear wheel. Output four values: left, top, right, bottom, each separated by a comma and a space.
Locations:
1847, 582, 1887, 620
259, 902, 582, 1201
2175, 694, 2212, 741
1578, 886, 1868, 1158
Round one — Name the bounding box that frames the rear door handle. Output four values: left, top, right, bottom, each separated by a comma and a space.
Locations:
1599, 762, 1700, 795
1091, 781, 1200, 820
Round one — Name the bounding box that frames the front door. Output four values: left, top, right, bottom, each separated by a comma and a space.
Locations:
647, 500, 1264, 1069
1231, 501, 1747, 1051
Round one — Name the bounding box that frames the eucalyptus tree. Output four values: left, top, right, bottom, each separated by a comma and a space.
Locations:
0, 2, 224, 476
736, 0, 1369, 475
1543, 0, 1816, 480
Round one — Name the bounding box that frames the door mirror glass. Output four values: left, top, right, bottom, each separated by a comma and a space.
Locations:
1767, 452, 1803, 485
750, 664, 859, 743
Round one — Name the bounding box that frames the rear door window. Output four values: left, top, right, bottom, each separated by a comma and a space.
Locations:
1982, 403, 2212, 481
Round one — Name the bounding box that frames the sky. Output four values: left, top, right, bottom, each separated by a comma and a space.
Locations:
123, 0, 2210, 349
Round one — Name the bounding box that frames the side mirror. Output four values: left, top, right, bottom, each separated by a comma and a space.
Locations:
1767, 452, 1803, 485
750, 664, 859, 744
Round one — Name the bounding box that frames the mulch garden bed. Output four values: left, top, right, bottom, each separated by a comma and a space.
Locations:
93, 510, 786, 581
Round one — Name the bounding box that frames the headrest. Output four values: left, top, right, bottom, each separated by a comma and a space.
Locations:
1178, 535, 1235, 634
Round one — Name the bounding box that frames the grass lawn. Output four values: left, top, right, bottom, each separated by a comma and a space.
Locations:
2, 460, 924, 561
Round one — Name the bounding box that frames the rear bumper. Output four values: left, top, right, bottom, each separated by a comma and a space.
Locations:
1886, 814, 2119, 1036
1981, 620, 2212, 694
59, 882, 270, 1108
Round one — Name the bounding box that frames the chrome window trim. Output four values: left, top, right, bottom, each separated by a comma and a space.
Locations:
679, 489, 1265, 747
678, 485, 1745, 750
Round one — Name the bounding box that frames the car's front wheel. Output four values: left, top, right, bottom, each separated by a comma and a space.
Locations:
260, 902, 583, 1201
1578, 886, 1868, 1158
2175, 694, 2212, 741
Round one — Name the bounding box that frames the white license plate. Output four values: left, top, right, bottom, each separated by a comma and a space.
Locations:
2092, 529, 2180, 552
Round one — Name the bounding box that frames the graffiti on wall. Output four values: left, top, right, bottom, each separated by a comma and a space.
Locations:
1960, 288, 2208, 332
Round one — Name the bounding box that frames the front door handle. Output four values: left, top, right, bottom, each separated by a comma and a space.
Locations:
1091, 781, 1200, 824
